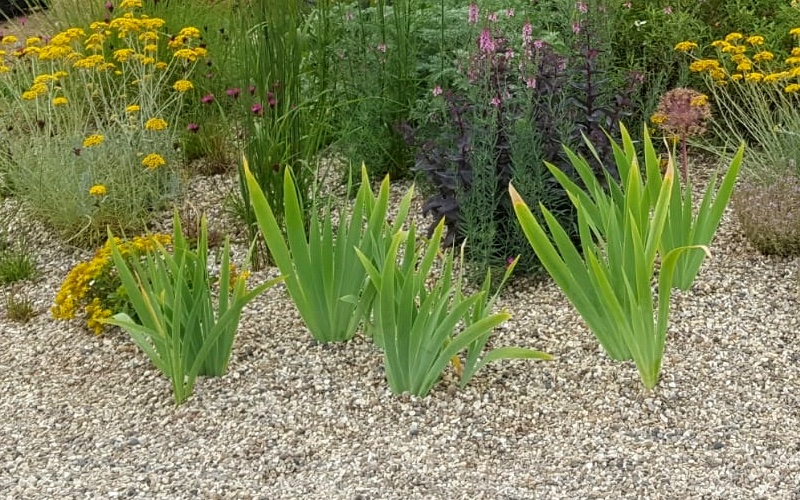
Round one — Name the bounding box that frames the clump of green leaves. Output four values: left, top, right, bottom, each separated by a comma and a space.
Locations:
105, 211, 282, 405
5, 290, 37, 323
511, 124, 739, 389
358, 218, 551, 397
0, 237, 37, 285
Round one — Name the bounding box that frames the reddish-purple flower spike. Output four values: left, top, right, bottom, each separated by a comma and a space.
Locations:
105, 1, 114, 12
478, 28, 495, 54
201, 94, 214, 104
226, 87, 240, 99
251, 103, 263, 115
187, 123, 200, 133
468, 3, 478, 25
267, 91, 277, 108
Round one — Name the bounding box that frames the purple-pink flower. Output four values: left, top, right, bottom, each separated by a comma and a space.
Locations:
200, 94, 215, 104
490, 96, 502, 107
478, 28, 495, 54
522, 22, 532, 44
267, 92, 277, 108
572, 21, 581, 34
251, 103, 264, 115
432, 85, 443, 97
526, 77, 536, 89
576, 1, 588, 13
506, 8, 515, 17
468, 3, 478, 25
226, 87, 240, 99
187, 122, 199, 133
248, 84, 256, 96
105, 1, 114, 12
488, 12, 498, 22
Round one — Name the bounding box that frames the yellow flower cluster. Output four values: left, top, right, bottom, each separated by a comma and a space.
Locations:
89, 184, 107, 196
83, 134, 105, 148
142, 153, 166, 169
172, 79, 193, 92
51, 233, 171, 334
679, 28, 800, 93
144, 117, 168, 131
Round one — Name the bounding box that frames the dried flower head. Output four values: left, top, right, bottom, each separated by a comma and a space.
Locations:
651, 87, 712, 139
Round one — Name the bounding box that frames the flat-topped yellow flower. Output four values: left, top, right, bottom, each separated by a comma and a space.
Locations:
674, 41, 698, 52
125, 104, 140, 113
172, 79, 193, 92
142, 153, 166, 169
144, 117, 168, 131
83, 134, 105, 147
89, 184, 107, 196
53, 96, 68, 106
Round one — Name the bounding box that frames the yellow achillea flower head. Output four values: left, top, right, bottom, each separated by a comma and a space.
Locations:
736, 61, 753, 72
0, 66, 9, 73
33, 73, 58, 85
711, 40, 730, 49
26, 37, 42, 47
138, 31, 159, 43
154, 61, 167, 70
790, 28, 800, 37
120, 0, 143, 8
144, 117, 168, 131
1, 35, 18, 45
745, 35, 765, 46
83, 134, 105, 147
172, 79, 193, 92
125, 104, 140, 113
177, 27, 202, 39
753, 51, 774, 63
143, 44, 158, 53
142, 153, 166, 169
674, 41, 698, 52
650, 112, 667, 125
52, 96, 69, 106
745, 72, 764, 83
113, 48, 135, 62
73, 54, 105, 69
689, 59, 720, 73
724, 32, 744, 42
172, 48, 199, 61
785, 83, 800, 93
89, 184, 107, 196
730, 73, 743, 81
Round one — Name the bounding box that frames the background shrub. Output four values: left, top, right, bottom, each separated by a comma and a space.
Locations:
732, 176, 800, 256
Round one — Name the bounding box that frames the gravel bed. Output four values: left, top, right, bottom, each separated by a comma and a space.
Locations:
1, 167, 799, 499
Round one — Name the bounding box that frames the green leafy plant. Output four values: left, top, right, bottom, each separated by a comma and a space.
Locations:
510, 124, 717, 389
357, 218, 550, 397
245, 158, 410, 343
4, 289, 37, 323
0, 238, 37, 285
104, 211, 282, 405
233, 0, 332, 268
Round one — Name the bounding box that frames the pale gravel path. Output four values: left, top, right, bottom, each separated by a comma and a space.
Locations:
1, 171, 799, 499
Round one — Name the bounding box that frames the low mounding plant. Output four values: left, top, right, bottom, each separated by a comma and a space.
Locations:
510, 124, 737, 389
104, 212, 281, 405
245, 159, 410, 343
51, 232, 172, 335
733, 176, 800, 256
357, 218, 551, 397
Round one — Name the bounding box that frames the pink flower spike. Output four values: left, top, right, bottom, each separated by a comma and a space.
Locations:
251, 103, 264, 115
200, 94, 215, 104
226, 87, 241, 99
432, 85, 443, 97
478, 28, 495, 54
267, 91, 277, 108
468, 3, 478, 25
572, 21, 581, 34
490, 96, 502, 107
18, 17, 27, 26
488, 12, 498, 22
105, 1, 114, 12
577, 1, 588, 13
506, 8, 515, 17
526, 77, 536, 89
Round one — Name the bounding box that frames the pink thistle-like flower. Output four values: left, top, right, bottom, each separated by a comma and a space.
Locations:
200, 94, 214, 104
488, 12, 498, 22
506, 8, 515, 17
267, 91, 277, 108
572, 21, 581, 34
432, 85, 443, 96
576, 1, 588, 13
478, 28, 495, 54
526, 77, 536, 89
248, 84, 256, 96
226, 87, 240, 99
187, 123, 199, 133
522, 22, 533, 44
105, 1, 114, 12
468, 3, 478, 25
533, 39, 545, 50
251, 103, 264, 115
490, 96, 502, 107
